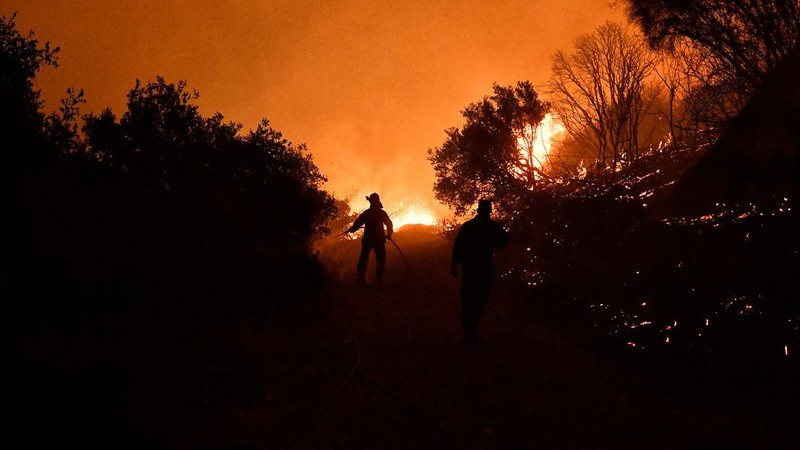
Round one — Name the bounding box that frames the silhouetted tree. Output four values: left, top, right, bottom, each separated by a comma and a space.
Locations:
83, 77, 336, 254
617, 0, 800, 123
549, 22, 657, 178
240, 120, 337, 243
3, 12, 75, 304
4, 10, 338, 309
324, 197, 358, 236
7, 15, 341, 446
83, 77, 228, 190
648, 42, 749, 145
1, 13, 59, 162
650, 43, 762, 136
427, 81, 550, 216
42, 87, 86, 156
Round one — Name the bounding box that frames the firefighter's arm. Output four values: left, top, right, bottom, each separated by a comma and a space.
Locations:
384, 212, 394, 240
348, 214, 365, 233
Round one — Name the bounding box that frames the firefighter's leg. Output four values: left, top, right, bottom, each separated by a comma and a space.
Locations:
461, 290, 480, 344
374, 242, 387, 282
461, 270, 492, 344
357, 243, 371, 282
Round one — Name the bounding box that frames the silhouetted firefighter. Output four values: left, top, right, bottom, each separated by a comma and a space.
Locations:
348, 193, 394, 284
451, 199, 508, 345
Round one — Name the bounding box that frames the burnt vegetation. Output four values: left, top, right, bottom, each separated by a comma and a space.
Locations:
431, 2, 799, 369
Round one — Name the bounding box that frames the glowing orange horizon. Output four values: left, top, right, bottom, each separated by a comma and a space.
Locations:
8, 2, 622, 226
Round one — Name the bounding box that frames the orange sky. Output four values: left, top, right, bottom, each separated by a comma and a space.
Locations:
5, 0, 623, 222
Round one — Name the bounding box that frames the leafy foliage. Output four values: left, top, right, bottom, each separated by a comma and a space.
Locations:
427, 81, 550, 217
1, 13, 59, 160
7, 15, 337, 324
7, 16, 342, 446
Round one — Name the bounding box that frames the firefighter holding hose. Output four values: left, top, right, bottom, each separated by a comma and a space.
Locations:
347, 193, 394, 284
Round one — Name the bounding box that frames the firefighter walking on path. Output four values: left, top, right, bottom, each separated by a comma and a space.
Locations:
348, 193, 394, 284
451, 199, 509, 345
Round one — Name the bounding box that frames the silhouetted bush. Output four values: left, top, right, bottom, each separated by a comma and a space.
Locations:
7, 15, 336, 331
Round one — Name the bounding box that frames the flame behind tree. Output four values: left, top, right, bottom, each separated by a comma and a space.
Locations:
515, 113, 566, 176
427, 81, 550, 217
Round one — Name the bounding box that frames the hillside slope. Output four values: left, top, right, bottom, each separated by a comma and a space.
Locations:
665, 46, 800, 216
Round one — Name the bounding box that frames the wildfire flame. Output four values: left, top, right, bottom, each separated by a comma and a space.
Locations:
516, 113, 565, 171
391, 205, 437, 229
348, 198, 438, 231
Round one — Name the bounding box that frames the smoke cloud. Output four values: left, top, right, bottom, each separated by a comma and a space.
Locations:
9, 0, 623, 220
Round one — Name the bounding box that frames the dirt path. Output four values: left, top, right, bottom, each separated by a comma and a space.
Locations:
47, 227, 792, 449
297, 228, 797, 449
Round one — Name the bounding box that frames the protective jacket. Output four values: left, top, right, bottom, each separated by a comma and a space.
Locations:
349, 206, 393, 245
451, 214, 508, 272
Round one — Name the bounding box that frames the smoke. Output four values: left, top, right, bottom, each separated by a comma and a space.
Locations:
10, 0, 624, 220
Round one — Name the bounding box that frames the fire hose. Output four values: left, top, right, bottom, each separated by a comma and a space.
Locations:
337, 228, 410, 281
